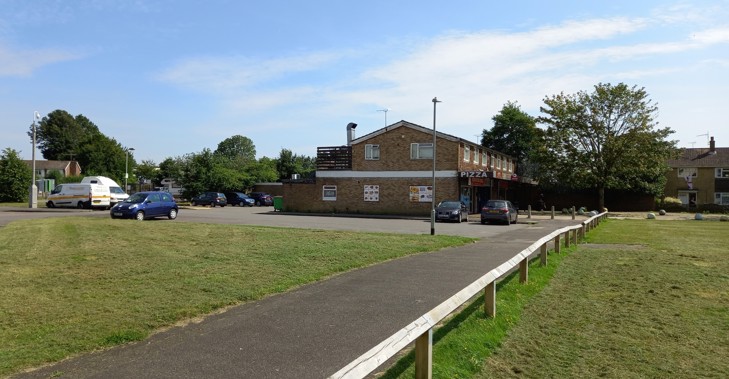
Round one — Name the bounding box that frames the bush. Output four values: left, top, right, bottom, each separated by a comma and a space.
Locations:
661, 197, 684, 212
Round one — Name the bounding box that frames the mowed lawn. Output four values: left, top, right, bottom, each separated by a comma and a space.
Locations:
477, 220, 729, 378
0, 217, 473, 377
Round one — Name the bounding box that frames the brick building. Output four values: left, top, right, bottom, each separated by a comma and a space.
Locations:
281, 120, 519, 216
665, 136, 729, 209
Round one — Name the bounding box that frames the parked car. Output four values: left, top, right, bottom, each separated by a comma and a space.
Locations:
191, 192, 227, 207
225, 192, 255, 207
110, 191, 178, 221
435, 200, 468, 223
480, 199, 518, 225
248, 192, 273, 206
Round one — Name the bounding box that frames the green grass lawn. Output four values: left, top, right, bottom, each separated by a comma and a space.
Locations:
382, 220, 729, 378
0, 217, 473, 377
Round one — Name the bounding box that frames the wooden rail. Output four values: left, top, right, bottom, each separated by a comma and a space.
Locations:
329, 212, 608, 379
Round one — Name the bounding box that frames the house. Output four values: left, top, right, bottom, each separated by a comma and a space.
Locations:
281, 120, 520, 216
664, 137, 729, 210
23, 160, 82, 178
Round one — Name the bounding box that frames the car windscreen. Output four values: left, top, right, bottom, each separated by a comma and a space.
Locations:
487, 201, 507, 208
126, 193, 147, 203
438, 201, 460, 208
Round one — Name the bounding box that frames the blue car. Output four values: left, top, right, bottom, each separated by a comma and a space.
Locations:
110, 191, 179, 221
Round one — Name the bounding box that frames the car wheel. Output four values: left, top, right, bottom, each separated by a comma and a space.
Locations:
481, 220, 486, 225
168, 208, 178, 220
135, 211, 145, 221
255, 200, 261, 206
47, 201, 54, 208
239, 201, 245, 206
191, 200, 197, 206
211, 202, 216, 208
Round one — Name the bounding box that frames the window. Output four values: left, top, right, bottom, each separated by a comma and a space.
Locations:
463, 145, 471, 162
716, 193, 729, 205
489, 154, 494, 168
716, 168, 729, 178
481, 151, 487, 166
410, 143, 433, 159
678, 167, 697, 178
322, 185, 337, 201
365, 144, 380, 160
496, 156, 502, 169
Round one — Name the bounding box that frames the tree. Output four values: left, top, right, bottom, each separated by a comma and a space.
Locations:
537, 83, 678, 210
135, 160, 159, 187
0, 148, 32, 202
76, 134, 129, 184
31, 110, 100, 160
276, 149, 316, 180
482, 101, 543, 177
214, 135, 256, 164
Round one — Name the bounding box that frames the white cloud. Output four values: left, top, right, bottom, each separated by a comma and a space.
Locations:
0, 43, 81, 76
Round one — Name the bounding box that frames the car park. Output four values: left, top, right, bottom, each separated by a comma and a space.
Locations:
110, 191, 178, 221
435, 200, 468, 223
248, 192, 273, 206
191, 192, 227, 207
225, 192, 255, 207
480, 199, 518, 225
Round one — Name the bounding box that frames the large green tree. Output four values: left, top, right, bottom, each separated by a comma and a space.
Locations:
76, 135, 129, 184
537, 83, 678, 210
482, 101, 543, 178
0, 148, 32, 202
214, 135, 256, 164
276, 148, 316, 180
32, 110, 101, 160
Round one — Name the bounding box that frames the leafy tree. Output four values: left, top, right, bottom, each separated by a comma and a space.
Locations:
214, 135, 256, 164
482, 101, 543, 177
76, 135, 129, 184
135, 160, 159, 187
0, 148, 32, 202
537, 83, 678, 210
31, 110, 100, 160
249, 157, 279, 183
276, 149, 316, 180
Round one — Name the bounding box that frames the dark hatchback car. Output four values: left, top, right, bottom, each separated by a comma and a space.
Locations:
225, 192, 255, 207
435, 200, 468, 223
110, 191, 178, 221
248, 192, 273, 206
480, 199, 518, 225
191, 192, 227, 207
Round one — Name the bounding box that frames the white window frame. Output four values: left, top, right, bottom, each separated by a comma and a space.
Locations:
481, 151, 487, 166
365, 144, 380, 160
715, 168, 729, 178
496, 156, 502, 170
716, 192, 729, 205
678, 167, 697, 178
463, 145, 471, 162
322, 185, 337, 201
410, 143, 433, 159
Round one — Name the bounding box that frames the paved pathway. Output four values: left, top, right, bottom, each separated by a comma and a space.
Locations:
12, 217, 580, 379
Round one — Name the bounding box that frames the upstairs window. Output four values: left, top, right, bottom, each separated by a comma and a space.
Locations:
716, 168, 729, 178
410, 143, 433, 159
481, 151, 487, 166
365, 144, 380, 160
678, 168, 697, 178
463, 145, 471, 162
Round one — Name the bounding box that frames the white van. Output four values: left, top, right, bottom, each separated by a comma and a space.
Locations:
81, 176, 129, 206
47, 183, 111, 209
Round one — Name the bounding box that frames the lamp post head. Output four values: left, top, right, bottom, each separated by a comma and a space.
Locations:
432, 97, 441, 103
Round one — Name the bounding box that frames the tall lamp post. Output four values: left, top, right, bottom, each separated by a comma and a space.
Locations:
29, 111, 41, 208
430, 97, 441, 235
125, 147, 135, 192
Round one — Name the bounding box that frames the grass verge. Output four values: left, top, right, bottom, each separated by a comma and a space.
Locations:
0, 217, 473, 377
382, 219, 729, 378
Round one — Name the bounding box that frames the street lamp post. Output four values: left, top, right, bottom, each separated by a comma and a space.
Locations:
125, 147, 135, 192
28, 111, 41, 208
431, 97, 441, 235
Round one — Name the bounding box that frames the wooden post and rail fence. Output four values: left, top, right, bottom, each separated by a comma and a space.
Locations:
330, 211, 609, 379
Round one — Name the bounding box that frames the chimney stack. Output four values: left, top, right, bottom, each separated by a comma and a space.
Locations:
346, 122, 357, 146
710, 136, 716, 153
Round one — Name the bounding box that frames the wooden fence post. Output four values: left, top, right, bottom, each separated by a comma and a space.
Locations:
555, 234, 561, 253
484, 281, 496, 318
572, 206, 576, 220
572, 229, 578, 245
551, 206, 555, 220
415, 329, 433, 379
527, 205, 532, 219
519, 258, 528, 283
564, 231, 571, 248
540, 243, 548, 266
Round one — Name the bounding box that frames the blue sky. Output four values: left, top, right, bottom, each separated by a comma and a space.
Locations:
3, 0, 728, 164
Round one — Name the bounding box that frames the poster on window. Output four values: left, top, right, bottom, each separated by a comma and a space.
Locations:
364, 185, 379, 202
409, 186, 432, 202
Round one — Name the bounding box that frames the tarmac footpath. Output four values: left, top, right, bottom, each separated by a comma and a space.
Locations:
14, 218, 581, 379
